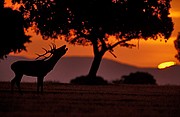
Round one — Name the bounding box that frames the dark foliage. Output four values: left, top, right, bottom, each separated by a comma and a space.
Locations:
12, 0, 173, 41
70, 75, 108, 85
0, 1, 31, 59
113, 71, 156, 85
174, 32, 180, 61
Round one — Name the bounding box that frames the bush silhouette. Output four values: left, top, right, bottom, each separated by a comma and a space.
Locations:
113, 71, 156, 85
70, 75, 108, 85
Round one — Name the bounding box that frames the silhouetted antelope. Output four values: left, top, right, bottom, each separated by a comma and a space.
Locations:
11, 44, 68, 94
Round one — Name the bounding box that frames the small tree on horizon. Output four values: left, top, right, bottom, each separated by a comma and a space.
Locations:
11, 0, 173, 78
113, 71, 156, 85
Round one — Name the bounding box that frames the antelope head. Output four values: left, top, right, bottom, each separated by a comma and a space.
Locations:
35, 43, 68, 61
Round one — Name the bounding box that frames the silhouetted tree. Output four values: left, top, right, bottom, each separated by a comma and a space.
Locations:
174, 32, 180, 61
11, 0, 173, 78
0, 0, 31, 59
114, 71, 156, 85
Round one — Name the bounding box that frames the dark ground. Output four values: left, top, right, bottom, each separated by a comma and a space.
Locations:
0, 82, 180, 117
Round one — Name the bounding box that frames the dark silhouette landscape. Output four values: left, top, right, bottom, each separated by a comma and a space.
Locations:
1, 56, 180, 85
0, 1, 179, 117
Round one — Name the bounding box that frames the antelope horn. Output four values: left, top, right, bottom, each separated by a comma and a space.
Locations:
49, 44, 53, 51
35, 47, 51, 60
51, 43, 56, 49
42, 47, 49, 53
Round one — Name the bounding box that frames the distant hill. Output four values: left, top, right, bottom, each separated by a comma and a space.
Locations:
0, 56, 180, 85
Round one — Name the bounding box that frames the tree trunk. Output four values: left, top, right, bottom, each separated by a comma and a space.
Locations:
88, 54, 103, 78
87, 37, 107, 78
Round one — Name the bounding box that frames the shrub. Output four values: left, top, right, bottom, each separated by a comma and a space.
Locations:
70, 75, 108, 85
113, 71, 156, 85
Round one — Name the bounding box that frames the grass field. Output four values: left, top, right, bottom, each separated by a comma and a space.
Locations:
0, 82, 180, 117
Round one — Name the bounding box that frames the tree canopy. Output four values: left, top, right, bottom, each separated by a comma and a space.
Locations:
11, 0, 174, 77
0, 1, 31, 59
12, 0, 173, 40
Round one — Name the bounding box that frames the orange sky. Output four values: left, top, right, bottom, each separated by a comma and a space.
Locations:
5, 0, 180, 68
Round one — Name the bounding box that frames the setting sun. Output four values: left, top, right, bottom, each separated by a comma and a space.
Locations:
158, 61, 176, 69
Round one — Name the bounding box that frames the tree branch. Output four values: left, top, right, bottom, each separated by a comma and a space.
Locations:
106, 38, 131, 51
109, 50, 117, 58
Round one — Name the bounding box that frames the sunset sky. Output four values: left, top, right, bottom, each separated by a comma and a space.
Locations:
5, 0, 180, 68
